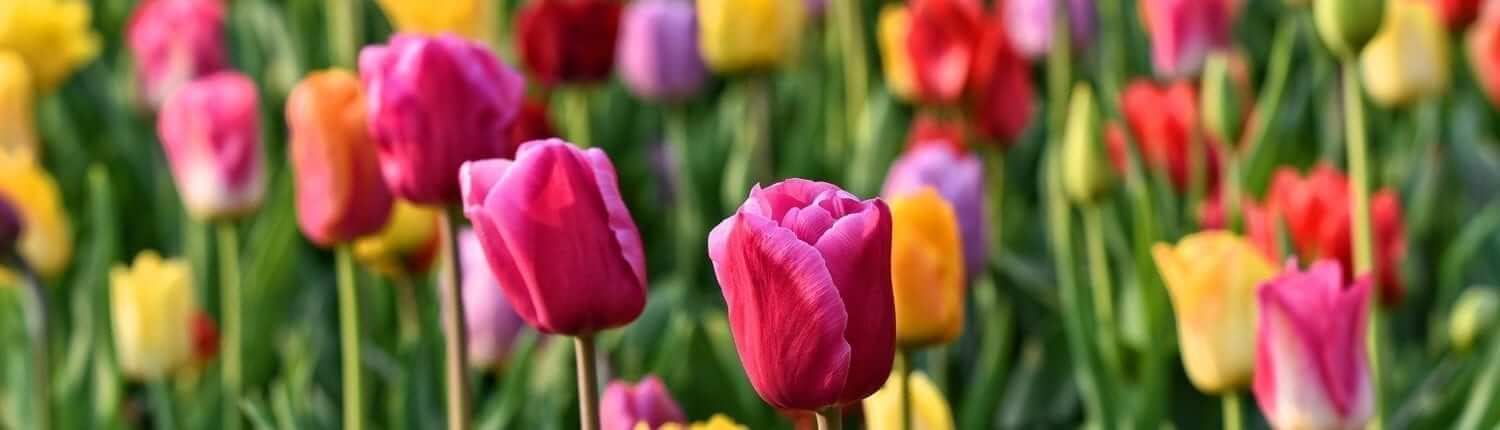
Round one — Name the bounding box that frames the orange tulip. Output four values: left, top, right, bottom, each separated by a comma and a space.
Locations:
287, 70, 394, 246
889, 187, 966, 347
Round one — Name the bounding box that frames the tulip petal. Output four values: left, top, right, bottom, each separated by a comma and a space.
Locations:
583, 146, 648, 288
814, 200, 896, 403
460, 158, 513, 212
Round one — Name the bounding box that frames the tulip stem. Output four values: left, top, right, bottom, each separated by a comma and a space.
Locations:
816, 406, 842, 430
328, 0, 361, 69
1222, 392, 1242, 430
665, 108, 702, 284
217, 222, 242, 430
438, 208, 471, 430
1081, 205, 1122, 379
1045, 150, 1114, 429
149, 381, 176, 430
900, 349, 914, 430
722, 77, 771, 210
1342, 60, 1383, 430
394, 275, 421, 350
336, 245, 364, 430
832, 0, 867, 160
564, 87, 593, 148
574, 335, 600, 430
8, 253, 48, 430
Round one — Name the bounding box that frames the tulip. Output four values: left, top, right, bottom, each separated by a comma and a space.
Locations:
288, 70, 394, 247
1138, 0, 1232, 78
885, 188, 965, 347
461, 139, 646, 335
968, 11, 1035, 143
1449, 288, 1498, 353
1106, 80, 1223, 193
1060, 84, 1113, 205
376, 0, 496, 42
360, 33, 528, 204
616, 0, 708, 102
156, 71, 266, 221
652, 415, 748, 430
1435, 0, 1480, 30
0, 196, 19, 255
708, 178, 895, 410
1470, 1, 1500, 107
1315, 0, 1386, 58
1004, 0, 1098, 60
1253, 260, 1374, 430
111, 251, 198, 381
352, 200, 442, 278
601, 376, 688, 430
0, 0, 100, 91
0, 153, 72, 281
1360, 0, 1450, 108
862, 370, 955, 430
189, 311, 220, 365
878, 5, 916, 100
1152, 231, 1275, 393
457, 228, 526, 369
0, 51, 37, 160
903, 113, 967, 154
883, 146, 987, 279
510, 99, 559, 149
906, 0, 982, 104
697, 0, 805, 72
516, 0, 622, 85
1199, 53, 1244, 145
126, 0, 227, 109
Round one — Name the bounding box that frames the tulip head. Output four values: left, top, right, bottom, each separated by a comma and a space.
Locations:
698, 0, 805, 72
457, 229, 526, 369
1253, 261, 1374, 430
462, 139, 646, 335
1112, 80, 1223, 194
878, 5, 916, 100
652, 415, 749, 430
111, 251, 198, 381
601, 376, 688, 430
1360, 0, 1450, 108
516, 0, 622, 85
1060, 84, 1113, 205
708, 179, 895, 410
288, 70, 394, 247
1152, 231, 1275, 393
906, 0, 983, 104
862, 370, 955, 430
1200, 53, 1244, 144
0, 153, 72, 281
377, 0, 496, 42
1139, 0, 1232, 79
968, 11, 1035, 143
0, 0, 100, 91
1004, 0, 1098, 60
360, 33, 528, 204
0, 51, 37, 160
126, 0, 227, 109
352, 200, 442, 278
886, 188, 965, 348
1315, 0, 1386, 58
1434, 0, 1480, 30
157, 71, 266, 221
1449, 288, 1498, 353
617, 0, 708, 102
883, 145, 987, 279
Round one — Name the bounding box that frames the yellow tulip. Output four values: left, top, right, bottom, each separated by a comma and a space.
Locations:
0, 0, 100, 90
0, 51, 37, 160
648, 415, 749, 430
698, 0, 805, 73
878, 5, 915, 100
0, 153, 72, 283
376, 0, 496, 43
863, 370, 955, 430
1360, 0, 1449, 108
1151, 230, 1275, 394
353, 200, 441, 278
889, 187, 965, 348
111, 251, 197, 381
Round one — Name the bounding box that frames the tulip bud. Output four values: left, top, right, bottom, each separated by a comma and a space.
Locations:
968, 11, 1035, 143
1139, 0, 1232, 79
0, 0, 100, 91
617, 0, 708, 102
1199, 53, 1243, 144
0, 153, 72, 281
1315, 0, 1386, 58
601, 376, 688, 430
708, 178, 895, 410
376, 0, 496, 42
0, 51, 37, 160
887, 188, 966, 348
652, 415, 748, 430
516, 0, 622, 85
1117, 80, 1224, 194
288, 70, 394, 247
1253, 261, 1374, 430
698, 0, 805, 72
461, 139, 646, 335
907, 0, 983, 104
878, 5, 916, 100
862, 370, 955, 430
1470, 1, 1500, 107
1152, 231, 1275, 394
1449, 288, 1498, 353
352, 200, 442, 278
883, 145, 988, 279
126, 0, 227, 109
0, 196, 21, 256
360, 34, 528, 204
111, 251, 198, 381
157, 71, 266, 221
1060, 84, 1113, 205
1434, 0, 1480, 30
1361, 0, 1450, 108
456, 229, 526, 369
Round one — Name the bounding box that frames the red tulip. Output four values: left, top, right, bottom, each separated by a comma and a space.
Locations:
460, 139, 646, 335
906, 0, 983, 104
516, 0, 623, 85
190, 311, 219, 363
967, 10, 1034, 144
1435, 0, 1480, 30
509, 99, 559, 148
904, 113, 967, 153
287, 70, 394, 246
1107, 80, 1221, 193
708, 179, 895, 410
156, 71, 266, 221
1469, 1, 1500, 107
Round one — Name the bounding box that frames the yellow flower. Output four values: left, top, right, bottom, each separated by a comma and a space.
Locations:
878, 5, 915, 100
376, 0, 496, 43
1060, 84, 1113, 205
698, 0, 805, 73
0, 152, 72, 283
0, 0, 100, 90
353, 200, 440, 278
0, 51, 37, 161
1360, 0, 1449, 108
863, 370, 955, 430
648, 414, 749, 430
889, 187, 965, 348
111, 251, 197, 381
1151, 230, 1275, 394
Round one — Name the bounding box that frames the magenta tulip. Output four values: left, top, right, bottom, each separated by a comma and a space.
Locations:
1140, 0, 1233, 79
127, 0, 228, 108
708, 179, 896, 410
456, 229, 527, 368
460, 139, 646, 335
360, 33, 528, 204
156, 71, 265, 221
600, 376, 687, 430
1254, 260, 1374, 430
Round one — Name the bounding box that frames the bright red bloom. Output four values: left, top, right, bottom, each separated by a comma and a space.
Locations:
906, 0, 983, 104
516, 0, 623, 85
904, 113, 967, 153
1435, 0, 1481, 30
509, 99, 559, 148
1108, 80, 1221, 193
190, 311, 219, 363
967, 11, 1034, 144
1469, 1, 1500, 107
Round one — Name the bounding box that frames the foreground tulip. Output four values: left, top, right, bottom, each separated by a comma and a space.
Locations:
353, 200, 441, 278
157, 71, 266, 221
126, 0, 227, 108
1060, 84, 1113, 205
360, 33, 527, 204
377, 0, 496, 42
516, 0, 622, 85
1004, 0, 1098, 60
601, 376, 688, 430
708, 179, 895, 411
878, 5, 916, 100
288, 70, 394, 246
968, 11, 1035, 143
1138, 0, 1232, 78
1106, 80, 1222, 193
862, 370, 955, 430
1152, 231, 1275, 394
1360, 0, 1449, 108
0, 0, 100, 91
457, 229, 526, 369
1315, 0, 1385, 57
0, 52, 37, 160
1470, 1, 1500, 107
886, 188, 966, 347
883, 145, 987, 278
617, 0, 707, 102
111, 251, 198, 381
698, 0, 804, 72
652, 415, 748, 430
1253, 261, 1374, 430
0, 153, 72, 281
906, 0, 982, 104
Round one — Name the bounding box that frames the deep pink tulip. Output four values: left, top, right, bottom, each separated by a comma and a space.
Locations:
1253, 260, 1374, 430
127, 0, 228, 109
600, 376, 687, 430
460, 139, 646, 335
1139, 0, 1233, 79
457, 229, 526, 368
360, 33, 528, 204
157, 71, 265, 221
708, 179, 895, 410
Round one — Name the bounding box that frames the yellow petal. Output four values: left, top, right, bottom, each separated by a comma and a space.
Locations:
0, 153, 71, 282
878, 6, 915, 100
699, 0, 805, 72
111, 251, 197, 381
376, 0, 496, 43
1360, 0, 1449, 108
0, 0, 100, 90
0, 51, 37, 160
863, 370, 956, 430
889, 187, 966, 348
353, 200, 440, 278
1151, 230, 1275, 393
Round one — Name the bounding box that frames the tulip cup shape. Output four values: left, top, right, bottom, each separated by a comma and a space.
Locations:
360, 33, 527, 204
516, 0, 623, 85
1138, 0, 1232, 79
883, 145, 988, 279
708, 179, 896, 410
601, 376, 688, 430
968, 10, 1035, 143
377, 0, 496, 41
1360, 0, 1450, 108
111, 251, 198, 381
906, 0, 983, 104
156, 71, 266, 221
461, 139, 646, 335
456, 228, 526, 369
1152, 231, 1276, 394
0, 0, 100, 91
288, 70, 394, 247
886, 188, 966, 348
697, 0, 805, 73
126, 0, 227, 108
1253, 260, 1374, 430
617, 0, 708, 102
862, 370, 956, 430
0, 153, 73, 281
0, 52, 38, 159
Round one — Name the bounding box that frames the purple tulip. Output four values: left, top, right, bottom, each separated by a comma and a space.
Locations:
616, 0, 709, 102
882, 145, 988, 280
457, 228, 526, 369
360, 33, 527, 205
156, 71, 265, 221
1004, 0, 1098, 60
0, 196, 21, 254
1253, 260, 1374, 430
600, 376, 687, 430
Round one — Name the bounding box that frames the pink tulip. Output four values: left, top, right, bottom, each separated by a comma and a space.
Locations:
127, 0, 228, 108
287, 70, 393, 246
360, 33, 528, 204
1139, 0, 1233, 79
460, 139, 646, 335
1254, 260, 1374, 430
708, 179, 895, 410
157, 71, 265, 221
457, 229, 526, 368
600, 376, 687, 430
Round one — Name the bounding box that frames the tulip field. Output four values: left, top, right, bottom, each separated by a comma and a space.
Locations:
5, 0, 1500, 428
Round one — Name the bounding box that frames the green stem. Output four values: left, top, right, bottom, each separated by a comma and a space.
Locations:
1455, 339, 1500, 430
1342, 60, 1383, 430
149, 381, 175, 430
1082, 205, 1122, 378
336, 246, 364, 430
832, 0, 867, 162
438, 207, 471, 430
328, 0, 361, 69
1222, 392, 1243, 430
9, 254, 48, 430
217, 222, 242, 430
1045, 150, 1113, 429
393, 275, 421, 351
564, 88, 593, 148
900, 349, 913, 430
721, 77, 771, 210
981, 146, 1005, 264
816, 406, 842, 430
574, 335, 600, 430
1240, 17, 1298, 188
665, 108, 702, 284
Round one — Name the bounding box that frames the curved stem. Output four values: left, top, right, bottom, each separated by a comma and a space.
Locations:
832, 0, 867, 161
574, 335, 600, 430
439, 207, 471, 430
1082, 205, 1122, 378
10, 254, 48, 430
336, 246, 364, 430
564, 88, 593, 149
149, 381, 175, 430
816, 406, 842, 430
900, 349, 913, 430
1342, 60, 1383, 430
1222, 391, 1243, 430
217, 222, 242, 430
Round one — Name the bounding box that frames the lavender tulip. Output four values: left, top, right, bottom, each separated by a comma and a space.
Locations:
882, 145, 988, 280
457, 229, 526, 368
617, 0, 708, 102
